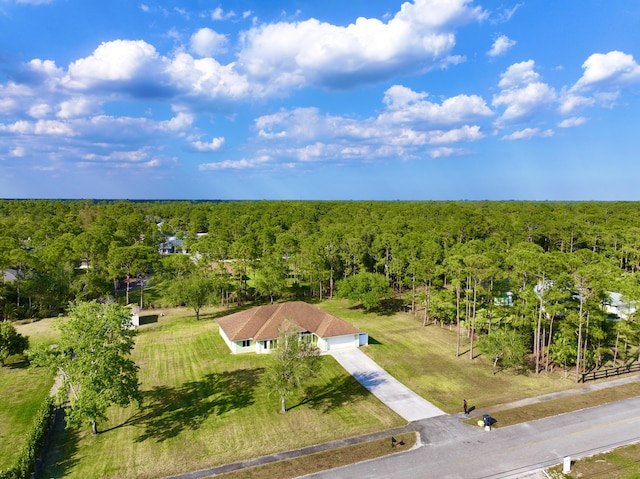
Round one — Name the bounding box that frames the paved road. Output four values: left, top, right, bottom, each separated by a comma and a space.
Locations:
328, 349, 445, 421
164, 360, 640, 479
303, 396, 640, 478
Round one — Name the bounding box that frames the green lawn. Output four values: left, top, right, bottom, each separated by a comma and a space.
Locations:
1, 318, 58, 470
320, 300, 594, 413
0, 355, 53, 470
36, 306, 404, 479
10, 300, 635, 478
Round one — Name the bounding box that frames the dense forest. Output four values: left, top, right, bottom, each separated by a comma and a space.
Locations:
2, 200, 640, 380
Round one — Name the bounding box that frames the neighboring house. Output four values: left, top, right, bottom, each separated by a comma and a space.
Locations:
605, 292, 637, 320
159, 233, 207, 255
493, 291, 513, 307
217, 301, 368, 354
76, 259, 90, 270
159, 236, 187, 255
1, 268, 18, 283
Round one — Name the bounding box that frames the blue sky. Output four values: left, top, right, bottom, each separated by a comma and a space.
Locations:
1, 0, 639, 200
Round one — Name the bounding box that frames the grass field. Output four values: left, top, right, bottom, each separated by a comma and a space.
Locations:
0, 355, 53, 470
35, 306, 404, 479
212, 432, 417, 479
320, 300, 582, 413
7, 300, 639, 478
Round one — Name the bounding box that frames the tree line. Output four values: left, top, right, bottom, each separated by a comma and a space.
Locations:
2, 199, 640, 381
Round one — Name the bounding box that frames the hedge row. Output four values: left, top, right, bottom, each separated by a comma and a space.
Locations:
0, 397, 55, 479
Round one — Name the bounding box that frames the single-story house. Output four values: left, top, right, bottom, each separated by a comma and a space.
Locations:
1, 269, 18, 283
217, 301, 368, 354
605, 292, 637, 320
159, 236, 186, 255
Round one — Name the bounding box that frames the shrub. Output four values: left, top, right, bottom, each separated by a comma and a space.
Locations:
0, 397, 55, 479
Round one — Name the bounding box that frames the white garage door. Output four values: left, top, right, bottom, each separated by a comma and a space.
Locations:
327, 335, 355, 350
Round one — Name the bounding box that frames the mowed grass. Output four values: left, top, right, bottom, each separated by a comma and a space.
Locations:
14, 300, 638, 478
0, 318, 57, 469
0, 354, 53, 469
548, 442, 640, 478
36, 306, 404, 479
319, 300, 599, 413
211, 432, 417, 479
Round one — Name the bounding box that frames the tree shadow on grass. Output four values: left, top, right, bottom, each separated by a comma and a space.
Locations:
289, 375, 370, 414
138, 314, 158, 325
132, 368, 263, 443
203, 304, 255, 321
4, 357, 30, 369
344, 299, 404, 317
40, 408, 81, 479
373, 298, 406, 316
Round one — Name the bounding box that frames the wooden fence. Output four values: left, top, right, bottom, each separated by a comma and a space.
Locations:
580, 363, 640, 383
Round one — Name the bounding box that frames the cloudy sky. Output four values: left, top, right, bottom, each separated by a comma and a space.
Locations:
1, 0, 639, 200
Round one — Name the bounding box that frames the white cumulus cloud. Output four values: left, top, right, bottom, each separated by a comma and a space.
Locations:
192, 137, 225, 152
9, 146, 26, 157
502, 127, 554, 140
167, 53, 250, 99
190, 28, 228, 57
211, 7, 235, 21
28, 103, 52, 118
488, 35, 516, 57
380, 85, 493, 126
493, 61, 556, 123
428, 146, 470, 158
57, 97, 95, 119
64, 40, 164, 90
237, 0, 486, 90
573, 51, 640, 91
199, 156, 270, 170
558, 117, 587, 128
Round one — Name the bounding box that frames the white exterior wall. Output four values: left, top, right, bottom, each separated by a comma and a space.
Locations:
317, 337, 329, 352
326, 334, 359, 351
234, 340, 253, 354
220, 330, 365, 354
219, 328, 238, 354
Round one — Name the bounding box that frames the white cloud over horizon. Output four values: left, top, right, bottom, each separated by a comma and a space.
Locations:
1, 0, 640, 200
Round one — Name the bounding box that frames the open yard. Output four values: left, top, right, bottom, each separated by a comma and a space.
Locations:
0, 356, 52, 471
0, 318, 57, 470
5, 300, 635, 478
320, 300, 584, 413
35, 306, 403, 479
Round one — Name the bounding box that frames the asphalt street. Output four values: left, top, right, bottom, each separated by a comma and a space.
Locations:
303, 396, 640, 479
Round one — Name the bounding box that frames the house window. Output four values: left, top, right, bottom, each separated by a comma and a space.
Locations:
241, 340, 251, 348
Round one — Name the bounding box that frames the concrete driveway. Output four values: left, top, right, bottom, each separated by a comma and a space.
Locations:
328, 348, 445, 422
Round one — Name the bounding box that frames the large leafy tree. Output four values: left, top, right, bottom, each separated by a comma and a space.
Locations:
39, 301, 141, 434
336, 271, 392, 310
107, 244, 158, 305
266, 322, 320, 413
165, 268, 220, 320
255, 254, 289, 304
478, 328, 528, 375
0, 321, 29, 365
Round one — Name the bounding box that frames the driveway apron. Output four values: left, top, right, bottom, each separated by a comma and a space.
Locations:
328, 348, 445, 422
